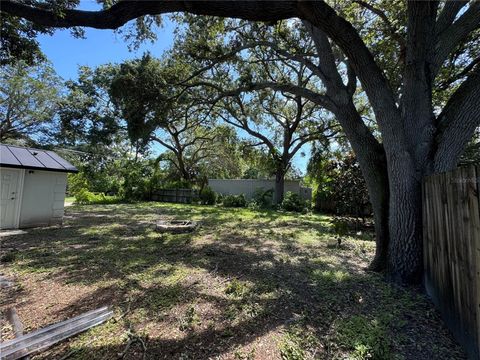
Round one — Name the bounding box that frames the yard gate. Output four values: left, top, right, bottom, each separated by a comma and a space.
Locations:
423, 165, 480, 359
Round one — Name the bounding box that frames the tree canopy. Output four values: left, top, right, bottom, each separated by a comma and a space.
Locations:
0, 60, 60, 144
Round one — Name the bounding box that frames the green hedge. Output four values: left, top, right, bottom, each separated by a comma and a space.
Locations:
222, 194, 247, 207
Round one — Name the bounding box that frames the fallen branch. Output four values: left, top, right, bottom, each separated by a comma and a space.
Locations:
117, 330, 147, 360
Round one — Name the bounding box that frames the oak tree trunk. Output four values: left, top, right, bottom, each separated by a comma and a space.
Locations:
275, 167, 285, 204
176, 152, 191, 182
385, 152, 424, 283
364, 162, 390, 272
352, 149, 390, 272
332, 102, 391, 272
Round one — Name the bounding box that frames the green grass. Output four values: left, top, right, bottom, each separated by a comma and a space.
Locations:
64, 196, 76, 204
0, 202, 465, 359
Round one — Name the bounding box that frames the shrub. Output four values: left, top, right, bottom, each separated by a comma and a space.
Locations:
199, 186, 217, 205
161, 179, 192, 190
178, 305, 200, 331
281, 192, 307, 212
68, 172, 90, 197
308, 152, 371, 217
335, 315, 391, 359
223, 194, 247, 207
75, 189, 94, 204
249, 188, 274, 209
331, 217, 350, 237
121, 171, 150, 201
75, 189, 120, 205
225, 278, 249, 297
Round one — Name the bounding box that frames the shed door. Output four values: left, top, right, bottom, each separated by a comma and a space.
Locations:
0, 169, 21, 229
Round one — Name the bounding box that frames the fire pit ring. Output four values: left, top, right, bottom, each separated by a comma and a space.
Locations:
156, 220, 198, 234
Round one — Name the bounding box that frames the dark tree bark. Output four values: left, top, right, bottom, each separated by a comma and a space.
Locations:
274, 163, 286, 205
334, 102, 390, 272
433, 66, 480, 172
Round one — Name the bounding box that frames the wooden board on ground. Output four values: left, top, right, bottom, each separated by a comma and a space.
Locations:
0, 306, 113, 360
4, 308, 29, 360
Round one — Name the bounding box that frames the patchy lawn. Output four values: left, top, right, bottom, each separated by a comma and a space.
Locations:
0, 203, 464, 359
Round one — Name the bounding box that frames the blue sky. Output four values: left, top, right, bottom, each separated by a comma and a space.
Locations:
36, 2, 309, 174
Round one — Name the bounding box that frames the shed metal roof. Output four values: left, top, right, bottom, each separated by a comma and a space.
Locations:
0, 144, 78, 173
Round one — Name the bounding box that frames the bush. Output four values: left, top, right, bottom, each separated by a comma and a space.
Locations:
281, 191, 307, 212
199, 186, 217, 205
308, 152, 371, 217
68, 173, 90, 197
222, 194, 247, 207
331, 217, 350, 237
75, 189, 120, 205
249, 188, 274, 209
335, 315, 391, 359
161, 179, 192, 190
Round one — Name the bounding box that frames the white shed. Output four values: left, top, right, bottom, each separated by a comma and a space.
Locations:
0, 144, 78, 229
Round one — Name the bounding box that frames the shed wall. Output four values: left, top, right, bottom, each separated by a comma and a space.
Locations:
19, 170, 67, 228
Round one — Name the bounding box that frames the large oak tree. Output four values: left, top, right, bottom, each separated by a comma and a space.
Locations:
3, 0, 479, 284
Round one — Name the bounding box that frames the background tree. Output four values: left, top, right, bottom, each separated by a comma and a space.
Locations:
55, 64, 131, 194
110, 55, 219, 183
218, 90, 337, 203
0, 60, 61, 144
167, 20, 339, 202
240, 143, 277, 180
192, 124, 244, 182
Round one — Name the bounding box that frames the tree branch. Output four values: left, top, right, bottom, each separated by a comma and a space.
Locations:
353, 0, 406, 52
298, 3, 404, 151
433, 1, 480, 78
217, 109, 276, 155
0, 1, 299, 28
437, 54, 480, 90
302, 20, 344, 90
346, 60, 357, 96
151, 135, 176, 153
433, 65, 480, 172
435, 1, 468, 36
2, 0, 401, 144
209, 81, 335, 112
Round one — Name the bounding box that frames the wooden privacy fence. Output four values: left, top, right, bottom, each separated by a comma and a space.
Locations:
423, 165, 480, 359
150, 189, 198, 204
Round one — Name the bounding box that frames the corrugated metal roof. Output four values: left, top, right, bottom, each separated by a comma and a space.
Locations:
0, 144, 78, 173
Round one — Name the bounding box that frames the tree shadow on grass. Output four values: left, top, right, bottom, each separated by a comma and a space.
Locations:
0, 203, 466, 359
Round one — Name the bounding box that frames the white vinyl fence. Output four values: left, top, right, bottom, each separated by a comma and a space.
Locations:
208, 179, 312, 203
